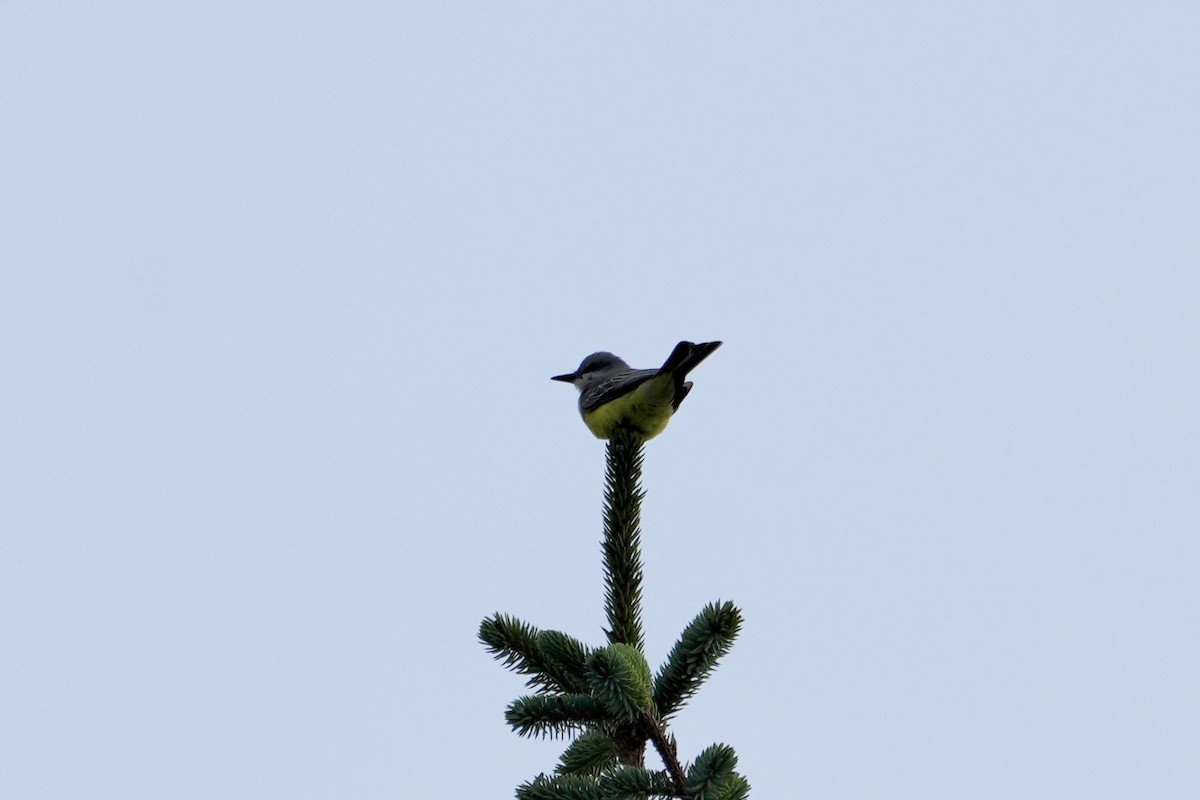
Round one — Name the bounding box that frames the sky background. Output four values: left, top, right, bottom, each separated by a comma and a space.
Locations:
2, 2, 1198, 798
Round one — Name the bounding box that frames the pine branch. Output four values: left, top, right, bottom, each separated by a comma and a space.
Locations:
538, 630, 594, 694
479, 613, 549, 687
520, 767, 679, 800
708, 773, 751, 800
480, 616, 597, 695
653, 602, 742, 720
643, 712, 688, 795
506, 694, 609, 739
598, 765, 678, 797
685, 744, 744, 799
587, 643, 654, 721
517, 773, 604, 800
602, 425, 645, 651
557, 729, 620, 776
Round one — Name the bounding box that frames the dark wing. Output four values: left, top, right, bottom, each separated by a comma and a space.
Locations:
580, 368, 660, 414
659, 341, 722, 411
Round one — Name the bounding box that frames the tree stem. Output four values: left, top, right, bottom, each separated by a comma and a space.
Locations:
644, 713, 688, 795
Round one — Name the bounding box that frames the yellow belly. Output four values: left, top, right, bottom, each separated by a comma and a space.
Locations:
581, 376, 676, 440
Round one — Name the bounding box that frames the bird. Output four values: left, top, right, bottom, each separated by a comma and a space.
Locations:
551, 341, 722, 440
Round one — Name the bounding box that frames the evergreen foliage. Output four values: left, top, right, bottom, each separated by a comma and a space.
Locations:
518, 767, 678, 800
653, 601, 742, 721
557, 730, 620, 776
587, 643, 654, 721
517, 774, 605, 800
598, 766, 677, 796
682, 744, 750, 799
480, 613, 555, 691
538, 630, 595, 694
481, 425, 750, 798
505, 694, 609, 738
602, 427, 645, 650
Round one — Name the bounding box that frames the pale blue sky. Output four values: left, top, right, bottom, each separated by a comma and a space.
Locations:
2, 3, 1197, 798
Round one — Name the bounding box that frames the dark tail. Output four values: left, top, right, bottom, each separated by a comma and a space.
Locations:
660, 341, 722, 410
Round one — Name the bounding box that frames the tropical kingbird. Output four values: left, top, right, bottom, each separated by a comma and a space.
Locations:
551, 341, 722, 440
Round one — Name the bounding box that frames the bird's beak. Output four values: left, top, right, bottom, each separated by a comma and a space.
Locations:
550, 372, 577, 383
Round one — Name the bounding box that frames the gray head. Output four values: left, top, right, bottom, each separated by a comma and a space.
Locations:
551, 351, 630, 387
